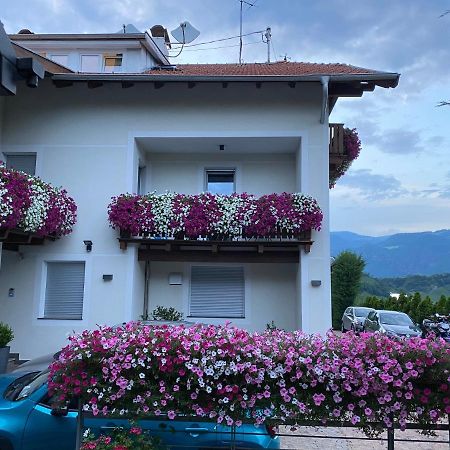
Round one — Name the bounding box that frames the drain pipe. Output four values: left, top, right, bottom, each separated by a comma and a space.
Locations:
320, 76, 330, 124
143, 260, 150, 320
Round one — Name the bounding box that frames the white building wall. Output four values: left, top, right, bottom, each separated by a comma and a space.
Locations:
146, 153, 296, 195
148, 262, 298, 332
0, 79, 330, 358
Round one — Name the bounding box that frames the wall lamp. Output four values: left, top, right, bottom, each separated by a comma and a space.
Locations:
83, 240, 93, 252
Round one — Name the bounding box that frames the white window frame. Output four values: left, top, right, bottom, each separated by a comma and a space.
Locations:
103, 53, 124, 73
204, 168, 236, 194
3, 152, 37, 175
35, 256, 91, 326
185, 263, 250, 323
80, 54, 101, 72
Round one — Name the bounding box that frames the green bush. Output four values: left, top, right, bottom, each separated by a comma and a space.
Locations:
151, 306, 183, 322
0, 322, 14, 347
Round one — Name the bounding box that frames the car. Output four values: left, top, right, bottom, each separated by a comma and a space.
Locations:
341, 306, 375, 332
0, 369, 279, 450
362, 310, 422, 338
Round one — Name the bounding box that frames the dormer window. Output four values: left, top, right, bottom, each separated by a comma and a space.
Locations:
103, 53, 123, 73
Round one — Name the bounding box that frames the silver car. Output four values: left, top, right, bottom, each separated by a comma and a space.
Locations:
363, 310, 422, 338
341, 306, 375, 332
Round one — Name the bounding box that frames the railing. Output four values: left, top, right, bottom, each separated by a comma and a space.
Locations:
329, 123, 345, 155
74, 409, 450, 450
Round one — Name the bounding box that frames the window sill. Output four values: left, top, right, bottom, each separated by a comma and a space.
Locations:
37, 317, 83, 321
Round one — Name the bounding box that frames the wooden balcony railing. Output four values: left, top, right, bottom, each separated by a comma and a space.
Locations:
329, 123, 346, 183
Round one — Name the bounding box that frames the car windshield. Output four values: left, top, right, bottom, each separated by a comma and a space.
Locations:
380, 313, 413, 326
354, 308, 372, 318
4, 371, 48, 401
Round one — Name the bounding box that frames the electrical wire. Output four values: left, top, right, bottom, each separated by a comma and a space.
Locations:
170, 30, 265, 50
183, 40, 264, 52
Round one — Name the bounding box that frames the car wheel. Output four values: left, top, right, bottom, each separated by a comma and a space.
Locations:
341, 322, 346, 333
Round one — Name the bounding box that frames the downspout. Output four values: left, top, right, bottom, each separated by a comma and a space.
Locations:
143, 260, 150, 320
320, 76, 330, 124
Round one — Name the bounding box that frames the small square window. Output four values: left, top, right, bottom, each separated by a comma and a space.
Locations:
205, 170, 235, 195
103, 53, 123, 73
5, 154, 36, 175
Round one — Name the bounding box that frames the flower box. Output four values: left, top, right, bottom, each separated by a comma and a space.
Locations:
108, 192, 323, 241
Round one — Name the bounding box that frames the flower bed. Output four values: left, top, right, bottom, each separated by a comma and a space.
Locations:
0, 162, 77, 237
49, 323, 450, 435
330, 128, 361, 188
108, 192, 322, 240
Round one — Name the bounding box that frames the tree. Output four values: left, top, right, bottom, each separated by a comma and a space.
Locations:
436, 295, 448, 315
331, 251, 365, 329
408, 292, 422, 322
416, 296, 434, 324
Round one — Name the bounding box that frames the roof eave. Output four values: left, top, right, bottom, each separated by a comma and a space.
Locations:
51, 72, 400, 87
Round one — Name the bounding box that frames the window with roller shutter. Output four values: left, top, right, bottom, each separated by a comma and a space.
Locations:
43, 262, 85, 320
189, 266, 245, 318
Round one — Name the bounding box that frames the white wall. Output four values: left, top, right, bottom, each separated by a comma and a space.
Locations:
146, 153, 296, 195
0, 79, 331, 358
148, 262, 298, 332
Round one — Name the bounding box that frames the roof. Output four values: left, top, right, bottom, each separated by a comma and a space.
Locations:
9, 33, 146, 41
146, 62, 381, 77
12, 42, 73, 74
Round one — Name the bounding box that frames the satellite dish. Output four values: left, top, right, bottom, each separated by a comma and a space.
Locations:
171, 21, 200, 44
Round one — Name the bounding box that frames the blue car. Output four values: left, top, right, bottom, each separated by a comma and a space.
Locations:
0, 370, 279, 450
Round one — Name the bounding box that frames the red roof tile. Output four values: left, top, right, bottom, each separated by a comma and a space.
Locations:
145, 62, 380, 77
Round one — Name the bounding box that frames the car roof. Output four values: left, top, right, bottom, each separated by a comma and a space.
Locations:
376, 310, 407, 315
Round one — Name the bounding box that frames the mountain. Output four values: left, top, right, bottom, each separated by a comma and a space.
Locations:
331, 229, 450, 277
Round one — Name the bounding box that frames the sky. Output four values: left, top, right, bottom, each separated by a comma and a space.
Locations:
1, 0, 449, 236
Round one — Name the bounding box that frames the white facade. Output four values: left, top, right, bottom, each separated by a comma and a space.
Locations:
0, 79, 331, 359
10, 32, 169, 73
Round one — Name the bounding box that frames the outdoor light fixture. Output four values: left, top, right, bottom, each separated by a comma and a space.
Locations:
311, 280, 322, 287
219, 144, 225, 151
103, 274, 113, 281
83, 240, 93, 252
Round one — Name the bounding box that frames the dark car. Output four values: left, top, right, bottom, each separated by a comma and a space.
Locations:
0, 370, 279, 450
363, 310, 422, 338
341, 307, 374, 332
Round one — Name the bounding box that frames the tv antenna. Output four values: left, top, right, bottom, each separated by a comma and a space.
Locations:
170, 21, 200, 57
239, 0, 256, 63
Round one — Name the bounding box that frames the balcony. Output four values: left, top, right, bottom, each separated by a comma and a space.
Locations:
108, 192, 323, 262
329, 123, 361, 187
0, 163, 77, 251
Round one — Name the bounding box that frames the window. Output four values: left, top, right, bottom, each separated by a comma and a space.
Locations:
103, 53, 123, 72
49, 54, 69, 67
80, 55, 100, 72
137, 166, 146, 195
205, 169, 235, 195
44, 262, 85, 320
5, 153, 36, 175
189, 266, 245, 318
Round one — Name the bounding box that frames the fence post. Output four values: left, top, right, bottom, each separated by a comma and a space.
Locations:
230, 424, 237, 450
387, 426, 394, 450
75, 399, 83, 450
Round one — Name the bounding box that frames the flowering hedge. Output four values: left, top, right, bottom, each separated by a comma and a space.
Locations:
0, 162, 77, 237
49, 323, 450, 435
108, 192, 322, 240
330, 128, 362, 188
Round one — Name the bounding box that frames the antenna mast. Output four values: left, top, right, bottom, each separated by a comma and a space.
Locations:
264, 27, 271, 63
239, 0, 243, 64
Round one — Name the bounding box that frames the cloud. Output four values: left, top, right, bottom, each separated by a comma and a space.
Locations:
337, 169, 407, 200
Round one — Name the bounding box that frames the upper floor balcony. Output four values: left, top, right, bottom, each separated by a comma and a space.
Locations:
108, 192, 323, 261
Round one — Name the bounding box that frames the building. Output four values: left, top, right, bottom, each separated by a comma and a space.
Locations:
0, 24, 399, 359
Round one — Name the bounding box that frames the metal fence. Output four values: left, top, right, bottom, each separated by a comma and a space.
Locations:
74, 406, 450, 450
